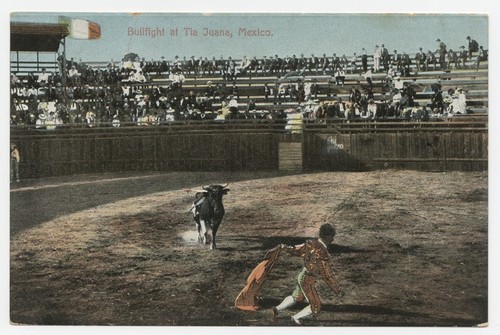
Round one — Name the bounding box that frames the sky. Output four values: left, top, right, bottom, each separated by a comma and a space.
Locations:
10, 13, 488, 63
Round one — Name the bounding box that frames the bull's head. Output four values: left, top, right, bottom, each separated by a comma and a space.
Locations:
202, 183, 230, 216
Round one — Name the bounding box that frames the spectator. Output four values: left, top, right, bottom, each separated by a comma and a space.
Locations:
68, 65, 81, 86
436, 39, 447, 69
394, 76, 404, 91
400, 52, 411, 76
228, 95, 239, 119
35, 112, 46, 129
112, 114, 121, 127
381, 44, 390, 71
446, 49, 459, 70
390, 89, 402, 117
264, 83, 273, 100
336, 98, 347, 118
349, 53, 358, 74
367, 99, 378, 119
37, 68, 50, 87
309, 54, 319, 74
426, 50, 437, 71
320, 53, 330, 74
415, 47, 426, 72
331, 53, 340, 73
373, 45, 382, 72
364, 67, 374, 90
340, 54, 348, 69
10, 143, 20, 183
475, 46, 488, 70
392, 50, 401, 72
430, 85, 444, 114
349, 87, 361, 105
457, 87, 467, 114
335, 66, 346, 86
467, 36, 479, 60
360, 48, 368, 73
459, 46, 468, 69
169, 69, 186, 89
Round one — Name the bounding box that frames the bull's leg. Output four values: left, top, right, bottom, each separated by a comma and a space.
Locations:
200, 219, 208, 244
211, 221, 221, 250
192, 206, 203, 243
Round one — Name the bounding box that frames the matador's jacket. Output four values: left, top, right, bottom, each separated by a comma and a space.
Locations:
282, 239, 341, 314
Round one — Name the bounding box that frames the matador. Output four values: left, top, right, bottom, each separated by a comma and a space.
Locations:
272, 223, 341, 325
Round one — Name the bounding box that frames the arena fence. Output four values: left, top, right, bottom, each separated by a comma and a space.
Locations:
10, 119, 488, 179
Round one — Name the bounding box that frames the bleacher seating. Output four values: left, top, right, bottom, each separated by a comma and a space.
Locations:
10, 49, 488, 127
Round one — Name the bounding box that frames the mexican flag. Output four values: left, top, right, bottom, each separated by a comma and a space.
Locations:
59, 16, 101, 40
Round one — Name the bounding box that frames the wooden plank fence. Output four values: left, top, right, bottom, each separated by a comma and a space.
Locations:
10, 120, 488, 179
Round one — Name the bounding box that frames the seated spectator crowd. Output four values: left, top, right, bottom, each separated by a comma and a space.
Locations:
10, 37, 485, 129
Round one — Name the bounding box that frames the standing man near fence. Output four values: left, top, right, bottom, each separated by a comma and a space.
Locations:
10, 143, 20, 183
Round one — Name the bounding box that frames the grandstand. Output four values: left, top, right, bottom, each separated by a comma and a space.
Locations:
9, 21, 488, 177
10, 36, 488, 127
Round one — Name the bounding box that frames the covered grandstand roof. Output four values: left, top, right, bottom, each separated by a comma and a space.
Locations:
11, 22, 69, 52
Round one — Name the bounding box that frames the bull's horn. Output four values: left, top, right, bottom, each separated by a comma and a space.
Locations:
221, 183, 228, 188
187, 188, 207, 193
202, 185, 209, 190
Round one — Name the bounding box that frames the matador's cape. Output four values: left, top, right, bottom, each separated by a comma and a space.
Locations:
234, 245, 283, 311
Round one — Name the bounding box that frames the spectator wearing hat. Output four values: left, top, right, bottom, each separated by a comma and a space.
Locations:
169, 68, 186, 89
68, 65, 81, 86
467, 36, 479, 60
320, 53, 330, 75
459, 46, 468, 69
349, 53, 358, 74
436, 39, 447, 69
380, 44, 390, 71
426, 50, 437, 71
334, 66, 346, 86
35, 112, 46, 129
415, 47, 426, 72
475, 46, 488, 70
400, 52, 411, 76
360, 48, 368, 73
331, 53, 340, 73
392, 50, 402, 72
364, 67, 374, 90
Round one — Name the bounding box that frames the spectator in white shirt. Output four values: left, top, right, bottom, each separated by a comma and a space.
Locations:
457, 87, 467, 114
37, 68, 50, 86
394, 77, 404, 91
373, 45, 382, 72
367, 99, 378, 119
68, 65, 81, 86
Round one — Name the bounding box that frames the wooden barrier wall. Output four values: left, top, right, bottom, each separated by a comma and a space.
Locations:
303, 130, 488, 171
11, 128, 281, 179
10, 122, 488, 179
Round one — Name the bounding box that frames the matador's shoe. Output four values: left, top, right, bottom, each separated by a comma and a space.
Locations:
271, 307, 279, 320
291, 316, 304, 326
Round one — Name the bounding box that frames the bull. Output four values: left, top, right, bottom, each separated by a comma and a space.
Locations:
190, 183, 230, 250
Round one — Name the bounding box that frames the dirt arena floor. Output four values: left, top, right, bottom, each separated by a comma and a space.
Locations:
9, 170, 488, 327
